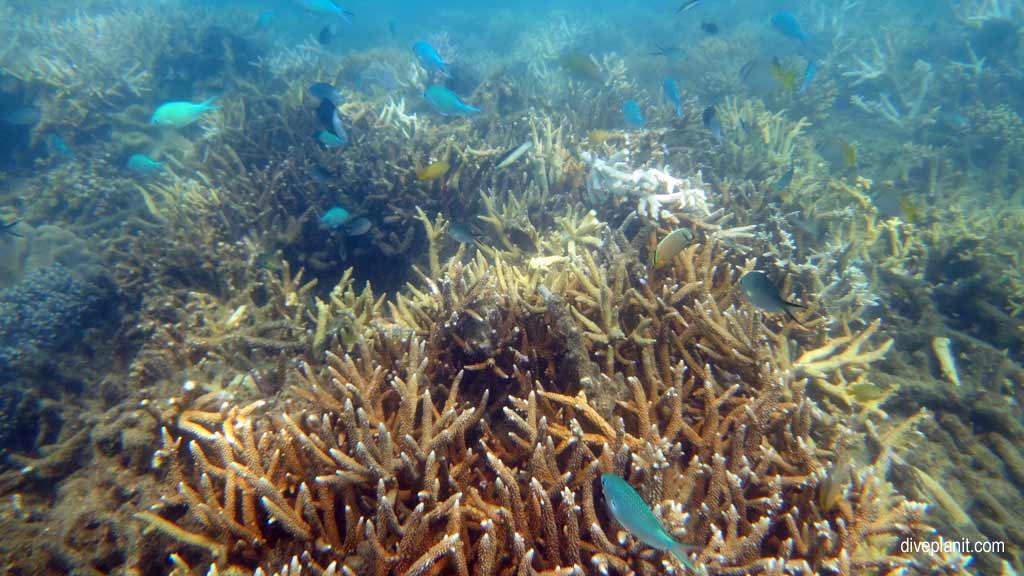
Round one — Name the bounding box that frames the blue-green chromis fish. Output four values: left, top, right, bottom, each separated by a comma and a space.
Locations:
320, 206, 351, 229
774, 162, 795, 192
622, 100, 645, 128
296, 0, 353, 23
256, 10, 274, 28
797, 59, 816, 94
317, 130, 347, 149
151, 97, 220, 127
662, 78, 683, 118
423, 86, 480, 116
770, 11, 807, 46
2, 106, 40, 127
601, 474, 696, 571
126, 153, 163, 174
47, 133, 75, 160
413, 41, 451, 77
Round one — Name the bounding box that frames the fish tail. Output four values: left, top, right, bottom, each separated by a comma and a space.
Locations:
463, 105, 482, 115
200, 96, 221, 111
667, 540, 697, 572
339, 10, 354, 25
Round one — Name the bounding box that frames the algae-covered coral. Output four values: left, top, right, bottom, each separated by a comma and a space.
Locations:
0, 0, 1022, 574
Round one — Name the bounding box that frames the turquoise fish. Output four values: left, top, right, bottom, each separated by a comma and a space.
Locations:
771, 11, 807, 46
797, 59, 816, 94
601, 473, 696, 571
296, 0, 353, 23
317, 130, 347, 149
320, 206, 351, 229
774, 161, 795, 192
622, 100, 645, 129
48, 133, 75, 160
413, 41, 450, 76
662, 78, 683, 118
151, 97, 220, 127
126, 153, 163, 174
423, 86, 480, 116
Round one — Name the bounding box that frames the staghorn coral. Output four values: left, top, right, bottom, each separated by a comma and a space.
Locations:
0, 4, 183, 131
128, 230, 959, 575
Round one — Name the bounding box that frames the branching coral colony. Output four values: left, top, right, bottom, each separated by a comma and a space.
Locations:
134, 225, 962, 575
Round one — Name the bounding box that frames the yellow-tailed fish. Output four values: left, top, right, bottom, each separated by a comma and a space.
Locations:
601, 474, 697, 571
559, 52, 603, 82
587, 130, 614, 146
900, 197, 920, 223
653, 228, 694, 269
769, 58, 799, 92
417, 160, 450, 181
818, 137, 857, 170
842, 140, 857, 168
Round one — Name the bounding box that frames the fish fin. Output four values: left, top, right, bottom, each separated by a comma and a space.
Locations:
2, 220, 22, 237
200, 96, 221, 111
667, 540, 698, 572
339, 10, 354, 25
783, 304, 807, 327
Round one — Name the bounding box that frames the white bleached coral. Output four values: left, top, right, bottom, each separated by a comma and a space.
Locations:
582, 149, 710, 221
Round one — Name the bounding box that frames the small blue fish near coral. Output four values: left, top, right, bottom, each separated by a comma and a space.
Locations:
622, 100, 645, 128
938, 109, 971, 130
2, 106, 41, 127
319, 23, 337, 45
317, 130, 348, 149
151, 97, 220, 127
320, 206, 352, 229
423, 86, 480, 116
601, 474, 697, 571
256, 10, 274, 29
413, 41, 451, 77
343, 217, 371, 236
774, 162, 795, 192
47, 133, 75, 160
702, 105, 723, 141
309, 82, 345, 106
740, 270, 806, 324
797, 59, 816, 94
295, 0, 353, 24
662, 79, 684, 118
771, 11, 808, 46
126, 153, 163, 174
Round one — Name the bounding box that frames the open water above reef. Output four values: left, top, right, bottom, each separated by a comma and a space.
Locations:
1, 0, 1023, 574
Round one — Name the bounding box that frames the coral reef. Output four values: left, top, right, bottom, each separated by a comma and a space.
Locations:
0, 263, 115, 375
0, 1, 1022, 574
